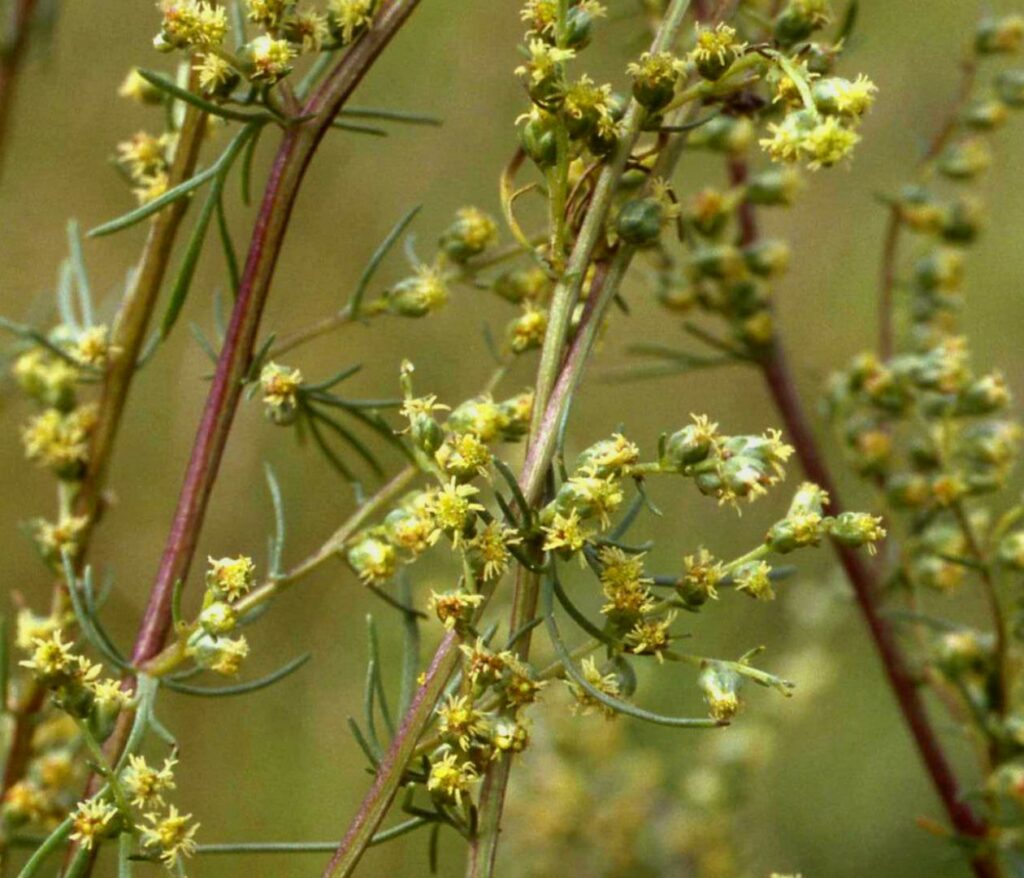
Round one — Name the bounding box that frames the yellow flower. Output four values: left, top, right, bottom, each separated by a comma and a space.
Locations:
70, 798, 119, 849
429, 479, 484, 544
427, 752, 478, 806
625, 613, 676, 661
211, 636, 249, 676
196, 53, 236, 94
468, 521, 521, 581
206, 555, 256, 600
329, 0, 376, 44
116, 131, 169, 177
139, 804, 199, 869
541, 508, 591, 556
568, 657, 620, 718
515, 39, 576, 85
20, 630, 76, 680
427, 590, 485, 630
122, 755, 177, 809
248, 34, 296, 83
437, 694, 490, 750
734, 561, 775, 601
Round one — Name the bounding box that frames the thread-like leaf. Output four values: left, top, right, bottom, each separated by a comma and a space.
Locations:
542, 577, 720, 729
162, 652, 311, 697
349, 205, 422, 319
137, 69, 269, 123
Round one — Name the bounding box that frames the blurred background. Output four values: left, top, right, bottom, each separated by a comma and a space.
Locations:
2, 0, 1024, 875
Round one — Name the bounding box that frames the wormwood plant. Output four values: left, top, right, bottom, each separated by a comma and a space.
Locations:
0, 1, 1021, 877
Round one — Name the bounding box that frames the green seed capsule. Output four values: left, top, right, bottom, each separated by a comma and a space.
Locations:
519, 112, 558, 168
616, 198, 665, 245
996, 70, 1024, 107
564, 5, 594, 49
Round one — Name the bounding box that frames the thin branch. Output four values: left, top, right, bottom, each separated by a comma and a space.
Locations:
0, 0, 39, 176
132, 0, 426, 669
733, 152, 997, 873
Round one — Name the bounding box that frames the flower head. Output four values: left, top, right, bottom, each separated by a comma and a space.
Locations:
139, 805, 199, 869
123, 755, 177, 809
70, 798, 119, 849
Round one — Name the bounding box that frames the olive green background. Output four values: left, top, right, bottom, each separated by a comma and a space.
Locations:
2, 1, 1024, 875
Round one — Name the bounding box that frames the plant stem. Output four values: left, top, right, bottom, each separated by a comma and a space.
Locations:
0, 97, 208, 814
759, 340, 997, 876
131, 0, 425, 669
77, 101, 208, 528
0, 0, 38, 177
141, 464, 418, 676
731, 153, 997, 872
877, 54, 976, 360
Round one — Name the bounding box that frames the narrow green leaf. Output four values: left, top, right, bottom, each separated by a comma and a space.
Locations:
89, 163, 220, 238
66, 220, 94, 326
397, 574, 420, 717
309, 408, 384, 477
331, 120, 389, 137
303, 363, 362, 393
264, 463, 286, 579
542, 577, 720, 729
215, 192, 240, 296
347, 716, 382, 765
161, 127, 257, 337
366, 615, 395, 737
341, 106, 442, 126
162, 652, 311, 697
349, 205, 421, 319
137, 69, 269, 123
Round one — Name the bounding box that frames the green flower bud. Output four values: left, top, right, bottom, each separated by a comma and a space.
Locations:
199, 601, 237, 635
766, 511, 825, 553
746, 167, 803, 206
575, 433, 640, 478
939, 196, 984, 244
999, 531, 1024, 570
690, 114, 755, 154
387, 267, 449, 318
996, 70, 1024, 108
661, 419, 716, 471
492, 266, 552, 304
410, 412, 444, 455
885, 473, 930, 509
676, 549, 723, 608
498, 390, 534, 440
937, 138, 991, 180
439, 207, 498, 263
975, 15, 1024, 54
689, 23, 744, 82
447, 397, 507, 442
688, 244, 745, 281
347, 533, 398, 585
743, 239, 791, 278
698, 661, 742, 722
626, 51, 681, 112
616, 198, 665, 245
519, 111, 558, 168
564, 4, 596, 49
934, 629, 991, 676
914, 248, 964, 292
827, 511, 885, 552
507, 306, 548, 353
773, 0, 833, 47
957, 371, 1010, 415
962, 98, 1009, 131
